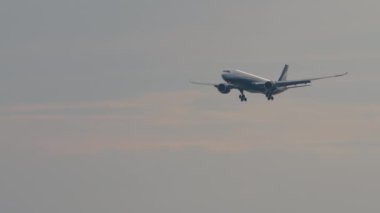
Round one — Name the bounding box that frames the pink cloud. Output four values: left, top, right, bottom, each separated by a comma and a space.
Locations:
1, 90, 379, 156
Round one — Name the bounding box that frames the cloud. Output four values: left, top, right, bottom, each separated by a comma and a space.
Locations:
1, 90, 379, 156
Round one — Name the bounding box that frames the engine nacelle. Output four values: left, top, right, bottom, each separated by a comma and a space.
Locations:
216, 83, 231, 94
264, 81, 276, 91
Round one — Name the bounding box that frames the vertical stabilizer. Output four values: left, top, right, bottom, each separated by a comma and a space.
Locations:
278, 64, 288, 81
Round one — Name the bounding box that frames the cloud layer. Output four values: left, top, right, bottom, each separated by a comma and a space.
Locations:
1, 90, 378, 156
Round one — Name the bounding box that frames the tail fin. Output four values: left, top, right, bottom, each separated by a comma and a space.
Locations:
278, 64, 288, 81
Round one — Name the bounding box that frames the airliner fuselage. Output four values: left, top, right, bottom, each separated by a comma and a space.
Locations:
221, 69, 287, 95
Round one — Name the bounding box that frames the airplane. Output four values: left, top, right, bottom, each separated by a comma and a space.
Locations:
191, 64, 348, 102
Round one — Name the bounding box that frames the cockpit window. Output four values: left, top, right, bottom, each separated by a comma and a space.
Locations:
223, 70, 231, 73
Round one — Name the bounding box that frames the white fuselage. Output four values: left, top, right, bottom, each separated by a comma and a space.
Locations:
221, 69, 287, 94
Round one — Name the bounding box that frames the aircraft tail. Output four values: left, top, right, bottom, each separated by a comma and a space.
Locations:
278, 64, 288, 81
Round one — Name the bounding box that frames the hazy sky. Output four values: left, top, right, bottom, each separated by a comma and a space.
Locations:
1, 0, 380, 212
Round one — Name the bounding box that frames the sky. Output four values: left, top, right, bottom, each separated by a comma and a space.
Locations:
1, 0, 380, 212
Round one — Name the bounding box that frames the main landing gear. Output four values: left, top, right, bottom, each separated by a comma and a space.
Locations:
266, 93, 274, 101
239, 90, 247, 102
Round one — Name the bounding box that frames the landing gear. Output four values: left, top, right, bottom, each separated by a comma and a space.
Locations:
239, 94, 247, 102
239, 90, 247, 102
266, 93, 274, 101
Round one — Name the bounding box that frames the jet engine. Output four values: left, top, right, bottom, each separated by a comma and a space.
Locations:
264, 81, 277, 100
216, 83, 231, 94
264, 81, 276, 91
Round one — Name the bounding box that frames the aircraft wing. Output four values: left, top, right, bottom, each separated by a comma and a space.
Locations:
190, 81, 218, 86
276, 72, 348, 87
190, 81, 240, 90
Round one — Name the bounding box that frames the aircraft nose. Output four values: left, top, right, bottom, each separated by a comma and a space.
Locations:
221, 70, 231, 81
221, 73, 228, 81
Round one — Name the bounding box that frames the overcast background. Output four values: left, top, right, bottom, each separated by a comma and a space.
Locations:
1, 0, 380, 212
